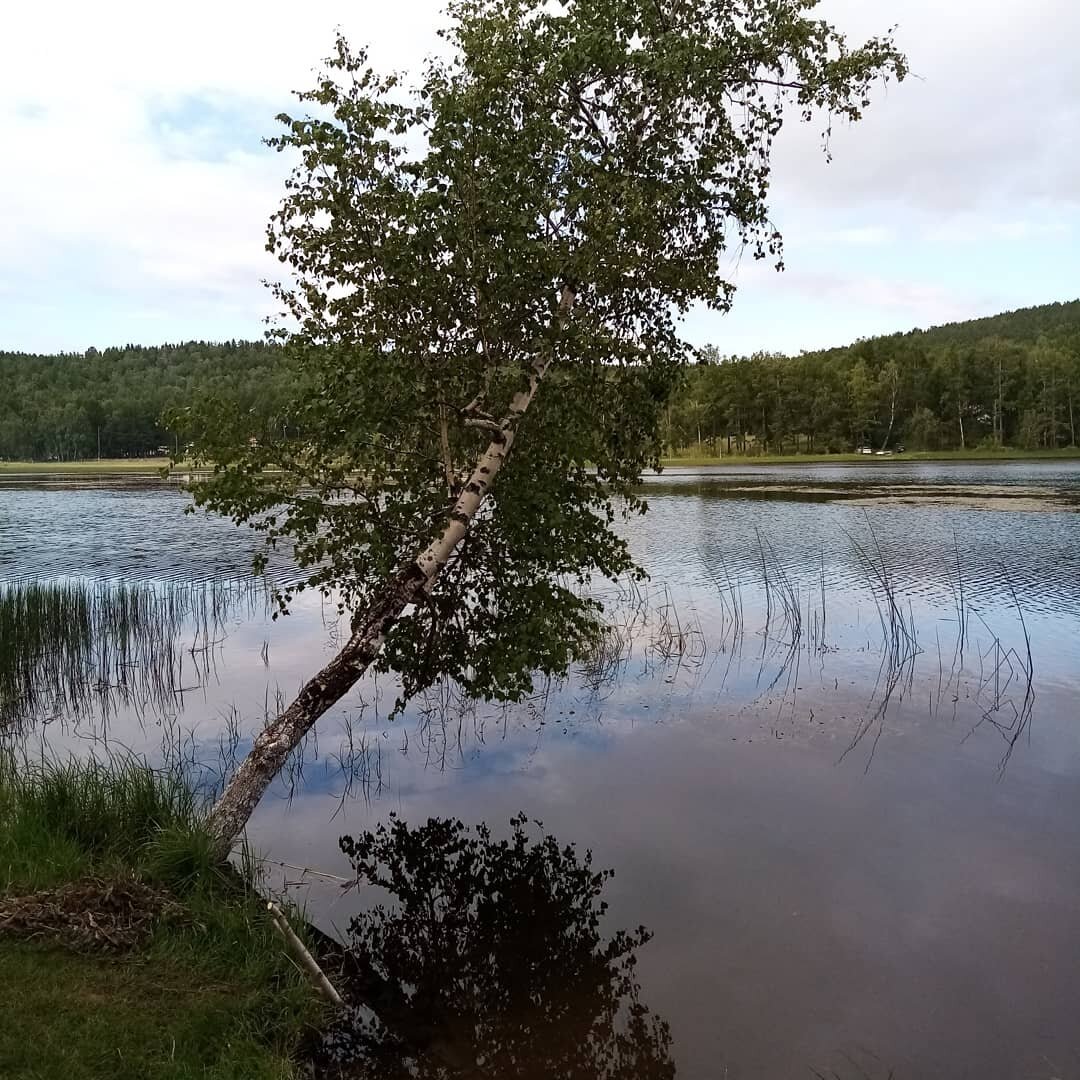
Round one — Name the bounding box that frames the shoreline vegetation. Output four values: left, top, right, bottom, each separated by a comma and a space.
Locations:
657, 446, 1080, 467
0, 458, 216, 478
2, 446, 1079, 477
1, 754, 673, 1078
0, 458, 186, 474
3, 300, 1078, 469
0, 755, 323, 1080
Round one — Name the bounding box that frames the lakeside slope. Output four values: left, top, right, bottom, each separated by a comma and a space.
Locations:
0, 757, 321, 1080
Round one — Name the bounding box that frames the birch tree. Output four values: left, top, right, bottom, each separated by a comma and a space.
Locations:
186, 0, 907, 854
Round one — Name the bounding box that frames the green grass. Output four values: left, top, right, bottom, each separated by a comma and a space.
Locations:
0, 755, 209, 890
0, 942, 300, 1080
0, 755, 322, 1080
0, 458, 176, 474
660, 446, 1080, 467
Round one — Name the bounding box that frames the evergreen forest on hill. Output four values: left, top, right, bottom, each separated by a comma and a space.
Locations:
670, 298, 1080, 455
2, 299, 1078, 462
0, 341, 291, 461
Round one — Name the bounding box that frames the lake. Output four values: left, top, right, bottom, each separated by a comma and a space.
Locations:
2, 461, 1079, 1078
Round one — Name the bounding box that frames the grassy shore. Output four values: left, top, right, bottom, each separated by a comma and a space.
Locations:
0, 756, 322, 1080
5, 447, 1079, 475
660, 447, 1080, 467
0, 458, 178, 474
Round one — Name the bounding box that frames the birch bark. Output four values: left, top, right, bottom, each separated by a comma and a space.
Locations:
206, 286, 576, 856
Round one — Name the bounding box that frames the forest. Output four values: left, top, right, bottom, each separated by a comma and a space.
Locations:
1, 299, 1078, 462
668, 299, 1080, 455
0, 341, 291, 461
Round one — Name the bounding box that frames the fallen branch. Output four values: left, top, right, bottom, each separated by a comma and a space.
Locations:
266, 900, 344, 1007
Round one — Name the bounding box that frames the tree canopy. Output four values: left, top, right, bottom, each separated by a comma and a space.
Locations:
4, 300, 1078, 464
664, 300, 1080, 455
0, 0, 908, 849
182, 0, 905, 705
4, 298, 1078, 464
176, 0, 908, 848
0, 341, 289, 462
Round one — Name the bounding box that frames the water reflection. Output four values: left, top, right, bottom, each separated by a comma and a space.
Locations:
2, 545, 1044, 791
314, 814, 674, 1079
637, 464, 1080, 620
3, 467, 1080, 1077
0, 577, 270, 730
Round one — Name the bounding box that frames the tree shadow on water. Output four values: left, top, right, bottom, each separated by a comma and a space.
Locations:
312, 813, 675, 1079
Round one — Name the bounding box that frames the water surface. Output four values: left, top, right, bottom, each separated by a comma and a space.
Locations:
2, 461, 1079, 1078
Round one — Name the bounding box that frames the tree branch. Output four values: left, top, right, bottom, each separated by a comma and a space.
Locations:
438, 404, 455, 496
267, 901, 344, 1007
205, 284, 578, 856
463, 418, 503, 433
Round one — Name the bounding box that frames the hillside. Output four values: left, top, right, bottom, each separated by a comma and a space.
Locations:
903, 299, 1080, 349
670, 298, 1080, 454
0, 342, 289, 461
2, 299, 1078, 462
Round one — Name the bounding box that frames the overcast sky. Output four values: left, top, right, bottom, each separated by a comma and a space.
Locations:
2, 0, 1077, 356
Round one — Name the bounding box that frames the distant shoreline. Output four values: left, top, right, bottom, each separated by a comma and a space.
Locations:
0, 458, 193, 476
2, 447, 1079, 477
658, 448, 1080, 467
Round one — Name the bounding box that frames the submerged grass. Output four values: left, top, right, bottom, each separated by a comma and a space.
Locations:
0, 577, 268, 730
0, 754, 322, 1080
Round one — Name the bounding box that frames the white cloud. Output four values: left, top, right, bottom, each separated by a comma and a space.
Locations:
774, 0, 1080, 211
0, 0, 448, 350
833, 226, 895, 247
788, 272, 987, 325
988, 221, 1072, 241
1, 0, 1077, 353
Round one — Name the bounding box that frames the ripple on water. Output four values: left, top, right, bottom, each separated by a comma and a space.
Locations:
2, 468, 1080, 1078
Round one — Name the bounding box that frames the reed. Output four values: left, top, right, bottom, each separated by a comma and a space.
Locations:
0, 576, 268, 730
0, 749, 211, 892
844, 517, 920, 665
0, 532, 1045, 806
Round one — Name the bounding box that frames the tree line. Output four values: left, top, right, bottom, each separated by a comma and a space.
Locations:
2, 300, 1078, 462
667, 299, 1080, 454
0, 341, 291, 461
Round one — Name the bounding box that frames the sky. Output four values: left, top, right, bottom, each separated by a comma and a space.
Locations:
1, 0, 1077, 357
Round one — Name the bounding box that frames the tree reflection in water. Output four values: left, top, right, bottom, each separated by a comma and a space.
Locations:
317, 814, 675, 1078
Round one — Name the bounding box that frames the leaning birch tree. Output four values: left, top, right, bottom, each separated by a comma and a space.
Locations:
184, 0, 906, 854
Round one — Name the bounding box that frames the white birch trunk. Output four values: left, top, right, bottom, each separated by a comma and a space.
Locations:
205, 286, 577, 856
267, 901, 344, 1006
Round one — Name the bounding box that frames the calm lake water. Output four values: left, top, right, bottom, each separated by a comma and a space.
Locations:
2, 461, 1079, 1078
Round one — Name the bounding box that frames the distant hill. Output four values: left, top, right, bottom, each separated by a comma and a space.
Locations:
2, 299, 1078, 462
671, 299, 1080, 454
0, 341, 288, 461
901, 298, 1080, 349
